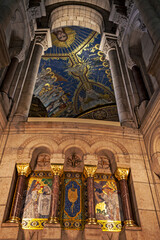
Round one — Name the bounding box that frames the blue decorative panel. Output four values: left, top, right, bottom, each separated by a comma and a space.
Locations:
62, 172, 84, 230
29, 26, 118, 121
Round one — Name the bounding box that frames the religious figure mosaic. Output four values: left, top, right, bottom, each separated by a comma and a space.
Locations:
22, 171, 53, 229
94, 174, 123, 232
29, 26, 118, 121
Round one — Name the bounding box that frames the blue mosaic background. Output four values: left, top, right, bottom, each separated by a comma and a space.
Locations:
29, 26, 118, 121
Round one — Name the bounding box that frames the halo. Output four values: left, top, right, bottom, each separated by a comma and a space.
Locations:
51, 27, 76, 48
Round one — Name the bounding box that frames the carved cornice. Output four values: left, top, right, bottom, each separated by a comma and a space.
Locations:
84, 165, 97, 178
16, 163, 31, 177
51, 164, 64, 176
114, 167, 130, 181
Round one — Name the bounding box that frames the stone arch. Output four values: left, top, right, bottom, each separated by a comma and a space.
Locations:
90, 139, 130, 172
148, 122, 160, 176
17, 135, 59, 164
58, 138, 90, 154
49, 5, 103, 33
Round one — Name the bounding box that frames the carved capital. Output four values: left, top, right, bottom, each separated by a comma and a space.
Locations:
16, 163, 31, 177
51, 164, 63, 176
114, 168, 130, 181
84, 165, 97, 178
100, 33, 117, 60
35, 29, 52, 51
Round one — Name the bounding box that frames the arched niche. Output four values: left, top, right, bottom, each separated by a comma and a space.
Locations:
96, 149, 116, 174
64, 146, 84, 172
29, 146, 51, 171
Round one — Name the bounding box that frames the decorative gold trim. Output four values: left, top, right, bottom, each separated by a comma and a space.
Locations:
124, 220, 136, 227
114, 168, 130, 181
50, 164, 64, 176
47, 217, 59, 224
87, 218, 97, 225
8, 216, 20, 223
16, 163, 31, 177
84, 165, 97, 178
22, 218, 47, 230
97, 220, 122, 232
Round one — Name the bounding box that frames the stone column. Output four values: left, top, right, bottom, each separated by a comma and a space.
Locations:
132, 65, 149, 104
8, 164, 31, 223
15, 30, 50, 120
0, 57, 19, 115
101, 35, 133, 126
0, 57, 19, 95
115, 168, 135, 227
84, 165, 97, 224
48, 164, 63, 224
134, 0, 160, 44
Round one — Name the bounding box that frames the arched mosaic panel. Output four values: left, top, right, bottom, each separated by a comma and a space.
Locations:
29, 26, 118, 121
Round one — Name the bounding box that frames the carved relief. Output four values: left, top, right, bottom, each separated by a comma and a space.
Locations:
34, 152, 51, 171
66, 153, 82, 168
98, 155, 110, 170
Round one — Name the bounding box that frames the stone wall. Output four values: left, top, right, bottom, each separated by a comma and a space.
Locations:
0, 119, 159, 239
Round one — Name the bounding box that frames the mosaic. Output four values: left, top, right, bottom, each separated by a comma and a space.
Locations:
29, 26, 118, 121
62, 172, 84, 230
22, 171, 52, 230
94, 174, 123, 232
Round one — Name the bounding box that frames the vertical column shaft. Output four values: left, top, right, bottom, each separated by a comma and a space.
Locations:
132, 65, 149, 104
48, 164, 63, 224
84, 165, 97, 225
119, 179, 133, 221
108, 49, 131, 124
115, 168, 135, 227
8, 164, 31, 223
0, 57, 19, 95
9, 175, 26, 221
87, 177, 95, 220
15, 43, 43, 119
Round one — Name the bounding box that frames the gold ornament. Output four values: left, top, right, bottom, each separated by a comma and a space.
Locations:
114, 168, 130, 181
68, 183, 78, 213
47, 217, 59, 224
124, 220, 136, 227
8, 216, 20, 224
50, 164, 63, 176
84, 165, 97, 178
87, 218, 97, 225
16, 163, 31, 177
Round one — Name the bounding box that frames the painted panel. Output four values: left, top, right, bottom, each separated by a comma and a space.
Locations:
22, 171, 53, 229
94, 174, 123, 232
